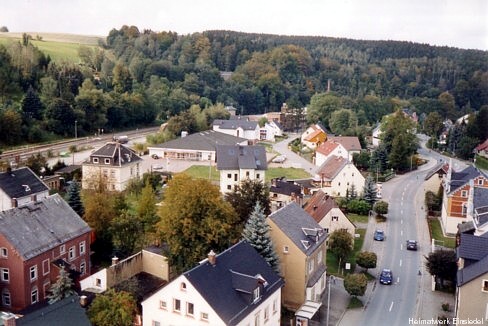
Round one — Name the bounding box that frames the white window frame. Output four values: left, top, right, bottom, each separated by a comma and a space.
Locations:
2, 289, 11, 306
0, 247, 7, 258
31, 287, 38, 304
60, 245, 66, 255
68, 246, 76, 261
253, 287, 260, 302
104, 158, 110, 164
93, 157, 99, 164
186, 302, 194, 317
482, 279, 488, 293
159, 300, 167, 310
173, 298, 181, 313
30, 265, 38, 281
201, 312, 209, 321
42, 259, 50, 275
180, 282, 186, 291
461, 190, 468, 197
283, 246, 289, 254
80, 261, 86, 275
1, 268, 9, 282
79, 241, 86, 255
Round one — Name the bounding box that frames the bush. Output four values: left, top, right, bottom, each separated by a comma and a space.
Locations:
347, 199, 371, 215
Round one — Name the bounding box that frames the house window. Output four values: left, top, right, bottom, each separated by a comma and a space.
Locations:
318, 250, 323, 263
93, 157, 99, 163
253, 287, 260, 302
272, 298, 278, 314
283, 246, 289, 254
79, 241, 86, 255
308, 259, 314, 273
254, 312, 260, 326
324, 228, 329, 233
180, 282, 186, 291
462, 203, 468, 216
332, 216, 339, 221
69, 246, 75, 260
256, 173, 260, 179
153, 322, 161, 326
60, 245, 66, 255
159, 300, 167, 310
482, 280, 488, 292
461, 190, 468, 197
96, 278, 101, 287
0, 247, 7, 258
31, 287, 38, 304
264, 306, 269, 321
478, 179, 483, 185
43, 281, 50, 299
227, 173, 232, 179
246, 171, 250, 177
110, 170, 115, 178
1, 268, 9, 282
201, 312, 209, 321
42, 259, 50, 275
187, 302, 194, 316
2, 289, 11, 306
104, 158, 110, 164
102, 169, 108, 177
80, 261, 86, 275
173, 298, 181, 312
234, 174, 238, 181
30, 265, 38, 281
227, 185, 232, 190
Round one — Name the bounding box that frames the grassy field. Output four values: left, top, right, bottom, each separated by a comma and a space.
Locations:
326, 228, 366, 276
427, 217, 456, 248
0, 32, 103, 63
178, 165, 220, 183
475, 155, 488, 171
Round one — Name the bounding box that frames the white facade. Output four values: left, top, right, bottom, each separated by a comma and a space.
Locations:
0, 188, 49, 211
260, 121, 283, 142
315, 143, 349, 167
82, 162, 140, 191
213, 125, 260, 142
142, 275, 282, 326
219, 169, 266, 193
322, 163, 365, 197
372, 125, 382, 147
317, 207, 355, 238
80, 268, 108, 293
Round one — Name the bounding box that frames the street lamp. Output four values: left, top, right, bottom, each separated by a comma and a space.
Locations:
208, 154, 212, 180
75, 120, 78, 139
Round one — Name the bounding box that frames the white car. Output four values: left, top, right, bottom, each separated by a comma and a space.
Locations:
272, 155, 286, 163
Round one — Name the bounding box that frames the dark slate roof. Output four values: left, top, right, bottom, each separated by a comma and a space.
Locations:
449, 165, 482, 193
87, 142, 142, 166
457, 221, 475, 234
457, 233, 488, 261
424, 162, 449, 181
216, 145, 267, 171
0, 167, 49, 199
268, 202, 327, 255
457, 254, 488, 286
184, 241, 283, 326
474, 187, 488, 227
17, 294, 90, 326
270, 178, 303, 197
0, 194, 91, 260
150, 130, 247, 151
213, 119, 258, 130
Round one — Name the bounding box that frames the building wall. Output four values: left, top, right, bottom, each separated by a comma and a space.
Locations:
319, 208, 355, 238
142, 249, 171, 281
219, 169, 266, 193
0, 189, 49, 212
424, 174, 443, 194
82, 163, 140, 191
304, 244, 327, 302
327, 163, 365, 197
0, 232, 91, 312
456, 274, 488, 323
267, 219, 306, 311
315, 145, 348, 167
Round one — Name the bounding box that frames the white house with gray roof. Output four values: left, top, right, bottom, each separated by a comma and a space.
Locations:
213, 118, 260, 142
147, 130, 247, 162
142, 241, 283, 326
82, 142, 142, 191
216, 145, 267, 193
0, 167, 49, 211
267, 202, 327, 322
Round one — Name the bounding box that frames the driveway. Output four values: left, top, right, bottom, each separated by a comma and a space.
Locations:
272, 134, 318, 177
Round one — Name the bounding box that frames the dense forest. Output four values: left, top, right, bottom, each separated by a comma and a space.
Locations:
0, 26, 487, 148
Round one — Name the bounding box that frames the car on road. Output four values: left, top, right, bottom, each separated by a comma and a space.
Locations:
272, 155, 286, 163
152, 164, 164, 170
151, 154, 159, 159
374, 229, 385, 241
379, 269, 393, 285
406, 240, 418, 251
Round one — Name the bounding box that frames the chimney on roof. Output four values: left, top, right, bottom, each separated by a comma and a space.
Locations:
11, 198, 17, 208
208, 250, 216, 266
313, 205, 317, 211
80, 295, 88, 308
291, 192, 297, 202
111, 256, 119, 266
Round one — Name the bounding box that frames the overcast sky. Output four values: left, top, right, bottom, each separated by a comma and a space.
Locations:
2, 0, 487, 50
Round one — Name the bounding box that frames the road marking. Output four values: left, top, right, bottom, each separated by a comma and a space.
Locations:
397, 277, 400, 283
401, 230, 403, 236
401, 243, 403, 250
389, 301, 394, 312
399, 259, 402, 267
401, 210, 403, 215
401, 219, 403, 224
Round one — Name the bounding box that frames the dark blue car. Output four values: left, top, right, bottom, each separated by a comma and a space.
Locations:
380, 269, 393, 285
374, 230, 385, 241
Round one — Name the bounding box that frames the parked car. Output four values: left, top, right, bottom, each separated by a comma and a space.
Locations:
152, 164, 164, 170
379, 269, 393, 285
151, 154, 159, 159
272, 155, 286, 163
374, 230, 385, 241
406, 240, 418, 251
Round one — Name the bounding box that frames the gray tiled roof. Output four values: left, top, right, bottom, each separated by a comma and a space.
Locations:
88, 142, 142, 166
17, 294, 91, 326
457, 254, 488, 286
216, 145, 267, 170
268, 202, 327, 255
184, 241, 283, 325
457, 233, 488, 261
213, 119, 258, 131
474, 187, 488, 227
270, 179, 303, 197
450, 165, 482, 194
0, 167, 49, 199
0, 194, 91, 260
150, 130, 247, 151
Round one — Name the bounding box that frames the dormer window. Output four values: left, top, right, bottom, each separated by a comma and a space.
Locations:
478, 179, 484, 186
22, 184, 31, 192
461, 190, 467, 198
301, 240, 310, 249
253, 286, 260, 302
93, 157, 99, 164
104, 158, 110, 164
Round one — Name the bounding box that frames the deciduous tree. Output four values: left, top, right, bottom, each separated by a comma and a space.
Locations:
87, 289, 137, 326
425, 250, 457, 288
328, 229, 353, 266
356, 251, 377, 272
373, 201, 389, 216
344, 273, 368, 297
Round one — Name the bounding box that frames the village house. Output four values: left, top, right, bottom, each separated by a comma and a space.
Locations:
216, 145, 267, 193
424, 162, 449, 194
82, 142, 142, 191
260, 120, 283, 142
0, 194, 91, 312
213, 117, 260, 143
269, 177, 304, 212
315, 136, 361, 166
301, 124, 327, 150
314, 155, 365, 197
141, 241, 283, 326
0, 167, 49, 212
303, 190, 356, 239
267, 202, 327, 323
475, 139, 488, 159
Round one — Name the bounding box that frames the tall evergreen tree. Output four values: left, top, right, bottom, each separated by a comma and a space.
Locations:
47, 266, 75, 304
66, 181, 84, 217
242, 203, 280, 274
362, 175, 377, 206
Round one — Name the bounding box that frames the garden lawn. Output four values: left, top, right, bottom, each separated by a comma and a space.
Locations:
427, 217, 455, 248
326, 228, 366, 277
180, 166, 220, 183
265, 167, 311, 181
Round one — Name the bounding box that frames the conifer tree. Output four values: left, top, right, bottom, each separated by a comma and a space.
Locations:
242, 202, 280, 274
362, 175, 377, 206
66, 181, 84, 217
47, 266, 75, 304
